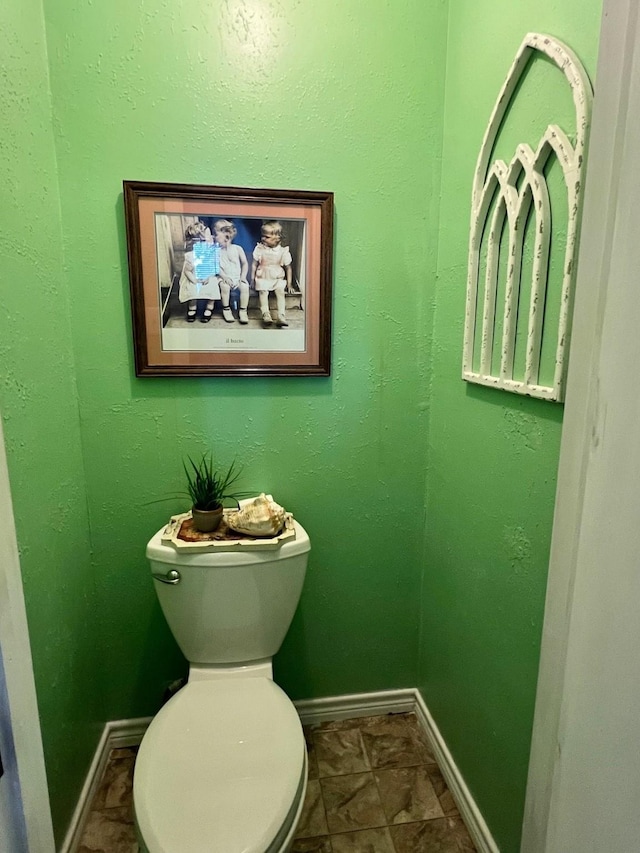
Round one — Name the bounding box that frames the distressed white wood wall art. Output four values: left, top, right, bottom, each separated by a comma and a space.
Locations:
462, 33, 593, 401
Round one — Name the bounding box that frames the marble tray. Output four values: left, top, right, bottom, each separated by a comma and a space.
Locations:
161, 509, 296, 551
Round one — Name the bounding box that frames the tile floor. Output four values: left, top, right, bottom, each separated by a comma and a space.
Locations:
78, 712, 476, 852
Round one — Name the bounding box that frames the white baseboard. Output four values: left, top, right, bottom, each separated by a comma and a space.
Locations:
61, 690, 499, 853
413, 691, 500, 853
294, 688, 416, 725
59, 717, 152, 853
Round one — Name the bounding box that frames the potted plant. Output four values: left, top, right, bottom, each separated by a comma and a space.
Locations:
183, 453, 248, 533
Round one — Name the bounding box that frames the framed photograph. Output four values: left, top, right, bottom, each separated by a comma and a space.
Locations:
123, 181, 334, 376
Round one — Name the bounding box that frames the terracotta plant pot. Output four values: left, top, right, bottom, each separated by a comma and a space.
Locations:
191, 505, 223, 533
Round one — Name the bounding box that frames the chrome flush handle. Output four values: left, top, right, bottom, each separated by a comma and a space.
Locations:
152, 569, 181, 585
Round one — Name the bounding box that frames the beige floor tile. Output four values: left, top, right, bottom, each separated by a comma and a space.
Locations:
291, 836, 333, 852
92, 753, 136, 811
360, 715, 432, 770
314, 729, 371, 777
320, 772, 386, 835
309, 713, 420, 733
357, 713, 414, 731
78, 807, 138, 853
360, 714, 415, 733
108, 747, 139, 760
389, 816, 477, 852
330, 826, 395, 852
296, 779, 330, 839
427, 766, 460, 816
304, 727, 320, 780
308, 717, 363, 733
375, 765, 444, 824
404, 715, 437, 765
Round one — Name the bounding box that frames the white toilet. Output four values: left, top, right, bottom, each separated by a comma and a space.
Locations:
134, 519, 311, 853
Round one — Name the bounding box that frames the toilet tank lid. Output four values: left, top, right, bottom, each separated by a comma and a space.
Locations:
146, 518, 310, 566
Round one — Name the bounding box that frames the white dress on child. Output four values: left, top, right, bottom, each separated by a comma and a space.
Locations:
252, 244, 292, 292
219, 243, 246, 287
179, 242, 221, 303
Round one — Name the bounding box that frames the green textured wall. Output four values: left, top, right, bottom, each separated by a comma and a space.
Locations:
35, 0, 445, 839
419, 2, 602, 852
0, 0, 103, 837
1, 0, 604, 846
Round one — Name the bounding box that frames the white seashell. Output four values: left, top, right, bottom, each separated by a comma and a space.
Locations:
226, 493, 286, 537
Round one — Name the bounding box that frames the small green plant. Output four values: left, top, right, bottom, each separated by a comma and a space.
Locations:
183, 453, 249, 511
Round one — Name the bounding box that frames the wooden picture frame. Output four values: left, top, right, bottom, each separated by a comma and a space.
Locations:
123, 181, 334, 376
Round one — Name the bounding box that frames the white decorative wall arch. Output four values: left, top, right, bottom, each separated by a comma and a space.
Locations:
462, 33, 593, 401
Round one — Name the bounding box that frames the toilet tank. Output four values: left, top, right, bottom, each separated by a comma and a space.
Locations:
146, 520, 310, 665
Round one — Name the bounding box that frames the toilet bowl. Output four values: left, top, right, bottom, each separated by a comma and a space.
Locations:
134, 519, 311, 853
134, 679, 307, 853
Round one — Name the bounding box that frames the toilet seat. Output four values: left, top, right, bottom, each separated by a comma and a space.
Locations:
133, 678, 306, 853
